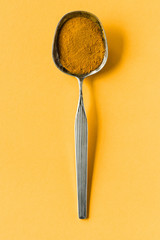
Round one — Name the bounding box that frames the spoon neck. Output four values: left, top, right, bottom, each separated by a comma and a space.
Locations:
79, 79, 83, 97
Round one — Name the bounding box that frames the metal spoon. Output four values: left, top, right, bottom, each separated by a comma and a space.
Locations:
52, 11, 108, 219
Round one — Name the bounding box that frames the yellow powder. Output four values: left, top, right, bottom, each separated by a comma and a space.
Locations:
58, 16, 105, 75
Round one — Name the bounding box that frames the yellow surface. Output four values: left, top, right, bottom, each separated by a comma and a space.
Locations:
0, 0, 160, 239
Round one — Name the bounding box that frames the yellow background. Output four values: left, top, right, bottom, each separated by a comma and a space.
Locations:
0, 0, 160, 239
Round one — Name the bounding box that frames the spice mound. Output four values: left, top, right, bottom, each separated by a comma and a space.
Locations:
58, 16, 105, 75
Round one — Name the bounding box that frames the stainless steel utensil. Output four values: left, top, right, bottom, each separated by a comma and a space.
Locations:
52, 11, 108, 219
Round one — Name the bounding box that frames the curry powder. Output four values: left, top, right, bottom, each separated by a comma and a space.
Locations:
58, 16, 105, 75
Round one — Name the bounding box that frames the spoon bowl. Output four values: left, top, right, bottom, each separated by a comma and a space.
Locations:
52, 11, 108, 219
52, 11, 108, 78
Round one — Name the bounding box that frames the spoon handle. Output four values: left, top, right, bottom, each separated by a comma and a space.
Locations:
75, 80, 88, 219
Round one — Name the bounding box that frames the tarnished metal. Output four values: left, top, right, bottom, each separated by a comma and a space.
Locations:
52, 11, 108, 219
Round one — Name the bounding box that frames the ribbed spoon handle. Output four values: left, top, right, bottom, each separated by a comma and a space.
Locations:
75, 79, 88, 219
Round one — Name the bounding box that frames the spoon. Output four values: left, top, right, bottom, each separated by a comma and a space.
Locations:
52, 11, 108, 219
